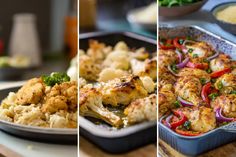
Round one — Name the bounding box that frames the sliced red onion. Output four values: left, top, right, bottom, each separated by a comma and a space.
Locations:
177, 96, 194, 107
168, 65, 179, 76
165, 114, 173, 128
207, 50, 220, 61
183, 39, 197, 46
175, 49, 182, 63
216, 107, 234, 122
176, 57, 189, 69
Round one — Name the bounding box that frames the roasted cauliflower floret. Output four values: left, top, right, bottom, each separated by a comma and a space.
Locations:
79, 77, 87, 88
159, 84, 176, 118
79, 87, 122, 127
100, 75, 148, 106
211, 94, 236, 118
130, 47, 149, 60
114, 41, 129, 51
178, 68, 211, 83
124, 94, 156, 124
131, 58, 157, 80
87, 40, 112, 62
98, 68, 128, 82
214, 73, 236, 93
15, 78, 44, 105
176, 106, 216, 133
140, 76, 155, 93
42, 95, 68, 113
79, 55, 101, 81
210, 54, 231, 72
175, 76, 203, 106
103, 50, 130, 70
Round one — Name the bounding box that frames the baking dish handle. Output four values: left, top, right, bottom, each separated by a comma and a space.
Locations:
220, 122, 236, 133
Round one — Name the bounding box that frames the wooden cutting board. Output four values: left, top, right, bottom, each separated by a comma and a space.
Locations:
79, 136, 157, 157
159, 139, 236, 157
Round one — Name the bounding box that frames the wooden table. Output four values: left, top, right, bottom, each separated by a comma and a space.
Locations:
159, 139, 236, 157
79, 136, 157, 157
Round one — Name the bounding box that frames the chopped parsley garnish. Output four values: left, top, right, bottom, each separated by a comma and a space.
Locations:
217, 81, 223, 89
171, 64, 178, 73
200, 78, 206, 85
207, 68, 212, 74
42, 72, 70, 86
179, 39, 184, 45
208, 93, 219, 100
174, 101, 182, 108
183, 121, 191, 130
192, 54, 198, 58
230, 90, 236, 94
188, 48, 194, 53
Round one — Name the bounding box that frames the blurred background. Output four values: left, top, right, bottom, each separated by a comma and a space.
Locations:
0, 0, 77, 81
79, 0, 156, 38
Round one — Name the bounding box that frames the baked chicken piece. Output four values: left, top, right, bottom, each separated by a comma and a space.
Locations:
158, 66, 176, 88
211, 94, 236, 118
124, 94, 156, 124
79, 55, 101, 81
175, 76, 204, 106
159, 84, 176, 118
178, 68, 211, 83
210, 54, 232, 72
186, 41, 214, 59
130, 58, 157, 80
79, 87, 122, 127
15, 78, 44, 105
100, 75, 148, 106
158, 49, 178, 67
98, 68, 128, 82
175, 106, 216, 133
214, 73, 236, 94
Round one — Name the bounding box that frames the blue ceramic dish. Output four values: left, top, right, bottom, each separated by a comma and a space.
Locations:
159, 25, 236, 156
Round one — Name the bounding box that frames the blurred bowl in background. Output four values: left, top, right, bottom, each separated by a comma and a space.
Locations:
211, 2, 236, 35
0, 67, 31, 81
159, 0, 208, 17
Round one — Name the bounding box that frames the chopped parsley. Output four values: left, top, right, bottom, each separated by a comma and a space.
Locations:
207, 68, 212, 74
188, 48, 194, 53
183, 121, 191, 130
192, 54, 198, 58
230, 90, 236, 94
200, 78, 206, 85
208, 93, 219, 100
217, 81, 223, 89
171, 64, 178, 73
174, 101, 182, 108
179, 39, 184, 45
42, 72, 70, 86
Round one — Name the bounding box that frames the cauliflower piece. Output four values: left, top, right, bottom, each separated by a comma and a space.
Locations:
103, 50, 130, 70
129, 47, 149, 60
49, 114, 67, 128
124, 94, 156, 124
15, 78, 44, 105
140, 76, 155, 93
100, 75, 148, 106
79, 55, 101, 81
98, 68, 128, 82
80, 87, 122, 127
114, 41, 129, 51
42, 95, 68, 113
131, 58, 157, 80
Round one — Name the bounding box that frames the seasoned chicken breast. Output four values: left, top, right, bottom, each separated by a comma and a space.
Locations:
175, 76, 203, 106
159, 84, 176, 118
211, 94, 236, 118
186, 41, 214, 59
15, 78, 44, 105
124, 94, 156, 124
159, 49, 177, 67
100, 75, 148, 106
214, 73, 236, 93
158, 66, 176, 88
178, 68, 211, 83
210, 54, 231, 72
79, 87, 122, 127
176, 106, 216, 132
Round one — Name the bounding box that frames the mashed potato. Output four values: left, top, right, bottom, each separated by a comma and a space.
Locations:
216, 6, 236, 24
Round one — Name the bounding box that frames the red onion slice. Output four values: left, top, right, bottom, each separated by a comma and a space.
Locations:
165, 114, 173, 128
177, 96, 194, 107
168, 65, 179, 77
175, 49, 182, 63
216, 107, 234, 122
207, 50, 220, 61
176, 57, 189, 69
183, 39, 197, 46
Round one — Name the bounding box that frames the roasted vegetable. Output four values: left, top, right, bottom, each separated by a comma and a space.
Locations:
42, 72, 70, 86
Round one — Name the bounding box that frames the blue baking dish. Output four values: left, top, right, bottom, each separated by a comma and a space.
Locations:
159, 26, 236, 156
79, 31, 157, 153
